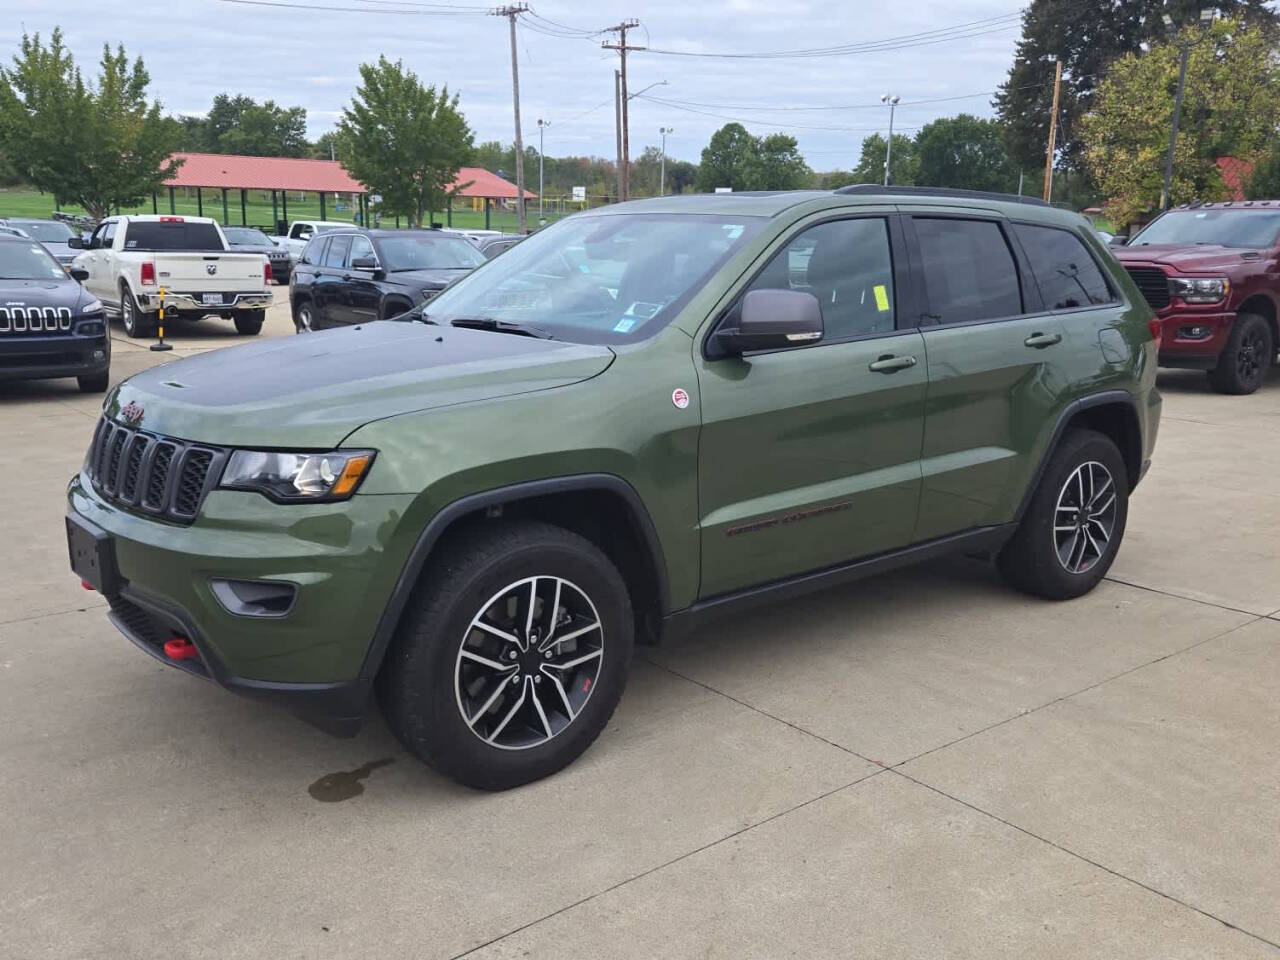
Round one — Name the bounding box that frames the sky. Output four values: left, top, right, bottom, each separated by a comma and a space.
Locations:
4, 0, 1030, 171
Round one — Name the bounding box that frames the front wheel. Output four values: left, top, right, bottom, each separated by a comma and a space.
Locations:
379, 520, 634, 790
997, 428, 1129, 600
234, 309, 265, 335
1207, 313, 1272, 395
77, 371, 109, 393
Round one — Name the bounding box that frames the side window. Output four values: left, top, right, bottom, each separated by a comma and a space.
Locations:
291, 223, 311, 241
745, 218, 896, 340
347, 234, 375, 267
324, 234, 352, 268
913, 218, 1022, 325
88, 224, 107, 250
100, 221, 117, 250
304, 236, 328, 266
1014, 223, 1116, 310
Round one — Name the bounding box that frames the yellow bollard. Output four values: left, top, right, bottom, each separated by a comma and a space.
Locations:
150, 285, 172, 352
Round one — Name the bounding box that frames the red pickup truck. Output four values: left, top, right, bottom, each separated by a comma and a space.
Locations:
1113, 202, 1279, 394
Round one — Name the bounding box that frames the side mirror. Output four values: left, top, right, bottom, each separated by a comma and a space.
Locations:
350, 256, 379, 271
713, 288, 823, 357
67, 236, 85, 249
1108, 235, 1128, 247
70, 267, 89, 282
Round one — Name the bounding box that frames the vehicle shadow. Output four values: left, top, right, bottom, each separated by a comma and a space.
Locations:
1156, 365, 1280, 395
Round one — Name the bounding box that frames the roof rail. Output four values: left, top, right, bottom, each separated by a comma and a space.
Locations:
833, 184, 1050, 207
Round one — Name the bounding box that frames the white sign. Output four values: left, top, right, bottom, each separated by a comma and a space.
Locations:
714, 187, 733, 194
572, 186, 586, 202
370, 194, 383, 204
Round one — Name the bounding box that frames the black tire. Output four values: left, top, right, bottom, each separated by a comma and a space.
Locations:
1207, 313, 1273, 395
119, 284, 154, 338
234, 309, 265, 335
379, 520, 634, 790
77, 371, 109, 393
293, 298, 314, 334
997, 428, 1129, 601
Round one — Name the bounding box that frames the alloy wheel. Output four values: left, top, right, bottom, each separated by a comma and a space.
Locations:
1237, 327, 1265, 383
122, 295, 135, 334
1053, 460, 1117, 574
454, 576, 604, 751
296, 305, 313, 333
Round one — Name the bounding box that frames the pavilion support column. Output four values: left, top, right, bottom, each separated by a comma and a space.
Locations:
196, 188, 203, 217
446, 202, 452, 227
168, 187, 175, 214
151, 192, 158, 214
221, 188, 229, 224
484, 198, 491, 231
240, 189, 247, 225
282, 192, 288, 227
271, 190, 279, 231
319, 191, 326, 221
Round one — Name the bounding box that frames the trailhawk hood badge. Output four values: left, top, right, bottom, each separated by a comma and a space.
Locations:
119, 401, 145, 425
206, 263, 217, 275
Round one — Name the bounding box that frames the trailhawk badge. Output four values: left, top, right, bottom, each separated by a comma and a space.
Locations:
671, 388, 690, 409
119, 401, 145, 426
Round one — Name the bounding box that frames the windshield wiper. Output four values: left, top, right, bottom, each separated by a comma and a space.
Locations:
449, 317, 555, 339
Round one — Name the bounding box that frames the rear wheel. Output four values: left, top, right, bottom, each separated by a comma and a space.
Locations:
379, 520, 634, 790
997, 428, 1129, 600
234, 309, 265, 335
120, 285, 154, 338
1207, 313, 1272, 395
293, 299, 314, 334
77, 371, 109, 393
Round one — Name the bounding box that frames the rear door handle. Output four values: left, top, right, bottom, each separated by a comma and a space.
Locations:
868, 354, 918, 373
1024, 332, 1062, 348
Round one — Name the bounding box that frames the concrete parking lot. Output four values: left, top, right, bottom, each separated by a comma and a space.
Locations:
2, 295, 1278, 959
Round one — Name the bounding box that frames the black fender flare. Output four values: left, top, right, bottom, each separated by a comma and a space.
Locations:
378, 294, 414, 321
358, 473, 670, 680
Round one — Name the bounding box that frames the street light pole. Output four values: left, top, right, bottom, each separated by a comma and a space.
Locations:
659, 126, 672, 196
537, 119, 549, 222
880, 94, 900, 186
1161, 8, 1216, 211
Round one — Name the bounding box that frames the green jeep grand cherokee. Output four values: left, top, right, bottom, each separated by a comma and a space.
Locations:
66, 186, 1161, 789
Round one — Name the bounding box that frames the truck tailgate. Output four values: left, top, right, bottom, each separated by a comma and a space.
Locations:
156, 253, 266, 291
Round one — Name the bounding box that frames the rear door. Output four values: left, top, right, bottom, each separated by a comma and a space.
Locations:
903, 210, 1068, 541
695, 213, 928, 598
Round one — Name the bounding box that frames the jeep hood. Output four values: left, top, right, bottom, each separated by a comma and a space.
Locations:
1114, 243, 1264, 272
107, 320, 614, 448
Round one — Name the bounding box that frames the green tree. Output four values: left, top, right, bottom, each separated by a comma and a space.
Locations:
337, 57, 473, 227
0, 29, 179, 220
695, 124, 808, 191
695, 122, 755, 192
1082, 16, 1280, 226
914, 114, 1017, 192
1245, 140, 1280, 199
182, 94, 309, 157
995, 0, 1278, 175
310, 130, 341, 161
849, 132, 917, 186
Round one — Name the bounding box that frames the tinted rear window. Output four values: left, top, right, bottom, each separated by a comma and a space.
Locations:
123, 221, 224, 252
1014, 223, 1115, 310
914, 218, 1022, 325
324, 235, 352, 268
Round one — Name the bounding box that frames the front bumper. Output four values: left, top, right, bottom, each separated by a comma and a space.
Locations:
67, 472, 417, 734
1153, 309, 1234, 368
0, 331, 109, 381
136, 291, 274, 313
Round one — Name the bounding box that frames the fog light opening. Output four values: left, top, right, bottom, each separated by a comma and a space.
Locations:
1178, 325, 1213, 340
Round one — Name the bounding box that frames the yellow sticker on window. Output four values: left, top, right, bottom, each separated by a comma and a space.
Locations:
873, 284, 891, 312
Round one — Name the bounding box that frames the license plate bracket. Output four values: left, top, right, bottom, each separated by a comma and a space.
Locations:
66, 513, 120, 596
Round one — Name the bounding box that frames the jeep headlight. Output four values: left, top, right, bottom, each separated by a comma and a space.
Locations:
1169, 277, 1229, 304
220, 449, 374, 502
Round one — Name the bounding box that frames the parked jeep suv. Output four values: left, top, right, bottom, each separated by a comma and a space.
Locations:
66, 187, 1160, 789
1114, 202, 1280, 394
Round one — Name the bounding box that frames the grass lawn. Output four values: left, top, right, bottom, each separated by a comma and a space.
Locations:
0, 186, 574, 234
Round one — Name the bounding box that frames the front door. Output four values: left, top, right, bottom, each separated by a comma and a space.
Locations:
343, 234, 383, 323
904, 212, 1069, 541
81, 220, 116, 301
313, 233, 351, 328
696, 215, 927, 598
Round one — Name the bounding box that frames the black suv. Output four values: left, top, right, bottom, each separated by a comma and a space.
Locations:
289, 228, 486, 332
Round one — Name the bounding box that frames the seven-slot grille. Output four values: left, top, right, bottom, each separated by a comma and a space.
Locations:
86, 416, 225, 524
0, 306, 73, 333
1122, 266, 1171, 310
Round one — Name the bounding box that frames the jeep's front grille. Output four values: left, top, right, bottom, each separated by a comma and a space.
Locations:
1123, 266, 1171, 309
0, 306, 73, 334
86, 416, 225, 525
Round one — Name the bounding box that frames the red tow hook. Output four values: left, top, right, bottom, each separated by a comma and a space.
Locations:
163, 637, 199, 661
81, 580, 95, 592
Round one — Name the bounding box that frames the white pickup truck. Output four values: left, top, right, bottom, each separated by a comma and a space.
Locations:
69, 215, 273, 337
269, 220, 353, 261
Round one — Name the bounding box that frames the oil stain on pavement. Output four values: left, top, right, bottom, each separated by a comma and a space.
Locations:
308, 758, 395, 802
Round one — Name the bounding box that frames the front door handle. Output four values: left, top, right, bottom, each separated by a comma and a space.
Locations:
1024, 332, 1062, 349
868, 354, 918, 373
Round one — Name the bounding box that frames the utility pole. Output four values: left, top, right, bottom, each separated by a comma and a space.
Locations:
537, 118, 549, 222
1042, 59, 1063, 203
603, 19, 643, 201
880, 94, 899, 186
614, 69, 623, 202
659, 126, 672, 196
493, 4, 529, 234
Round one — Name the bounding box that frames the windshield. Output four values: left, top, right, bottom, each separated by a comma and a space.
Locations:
379, 234, 486, 271
1132, 209, 1280, 248
0, 239, 67, 279
224, 227, 272, 245
421, 213, 765, 344
14, 221, 74, 243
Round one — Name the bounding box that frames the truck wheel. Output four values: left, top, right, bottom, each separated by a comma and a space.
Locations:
77, 372, 109, 393
293, 300, 314, 334
1207, 313, 1272, 395
234, 310, 265, 335
379, 520, 634, 791
997, 428, 1129, 601
120, 285, 154, 339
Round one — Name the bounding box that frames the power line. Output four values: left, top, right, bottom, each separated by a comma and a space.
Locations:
635, 94, 920, 134
217, 0, 484, 14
